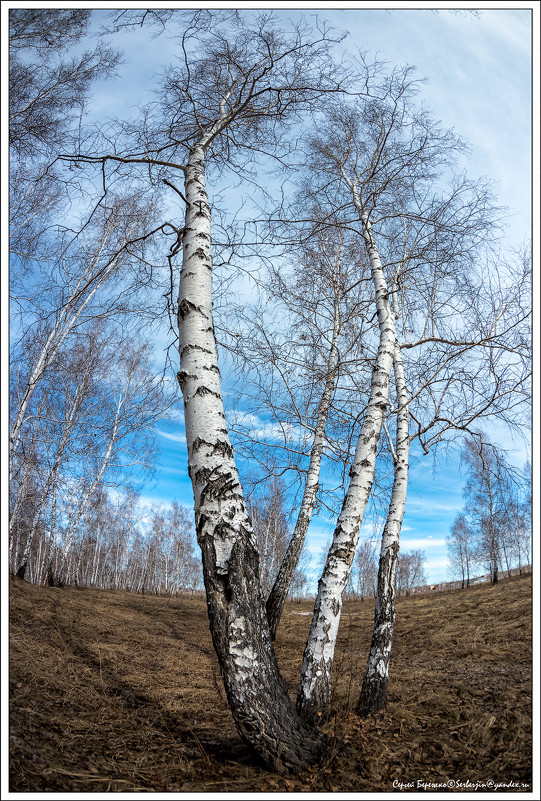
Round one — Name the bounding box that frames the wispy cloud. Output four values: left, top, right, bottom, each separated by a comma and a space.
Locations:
400, 537, 447, 550
230, 410, 305, 445
425, 556, 451, 572
156, 429, 187, 444
163, 408, 185, 424
406, 498, 462, 514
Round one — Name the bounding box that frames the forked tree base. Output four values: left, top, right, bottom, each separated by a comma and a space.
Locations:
200, 534, 328, 774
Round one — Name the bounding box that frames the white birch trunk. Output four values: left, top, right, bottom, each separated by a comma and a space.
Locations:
296, 208, 397, 719
266, 289, 341, 638
9, 246, 120, 477
59, 395, 123, 578
14, 381, 83, 577
91, 523, 101, 586
176, 143, 325, 772
357, 338, 409, 715
10, 457, 35, 567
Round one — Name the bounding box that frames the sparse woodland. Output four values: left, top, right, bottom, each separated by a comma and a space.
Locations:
9, 9, 531, 778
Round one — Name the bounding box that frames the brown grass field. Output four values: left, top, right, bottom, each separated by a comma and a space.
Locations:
9, 573, 532, 793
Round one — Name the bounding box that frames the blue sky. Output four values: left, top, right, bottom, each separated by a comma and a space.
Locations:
109, 5, 532, 588
16, 4, 532, 589
83, 4, 534, 588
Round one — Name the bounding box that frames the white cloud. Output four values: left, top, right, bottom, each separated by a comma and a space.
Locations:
229, 410, 303, 445
160, 465, 189, 476
155, 429, 186, 444
400, 537, 447, 550
406, 498, 462, 514
163, 408, 185, 424
425, 556, 451, 572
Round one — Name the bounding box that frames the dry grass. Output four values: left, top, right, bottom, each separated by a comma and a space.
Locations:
9, 574, 532, 792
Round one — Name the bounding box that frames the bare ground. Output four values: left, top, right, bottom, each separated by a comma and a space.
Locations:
9, 573, 532, 793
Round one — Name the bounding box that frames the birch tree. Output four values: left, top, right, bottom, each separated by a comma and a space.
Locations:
57, 339, 168, 581
247, 477, 290, 598
447, 514, 475, 588
458, 436, 527, 584
9, 9, 118, 159
9, 192, 164, 475
60, 11, 351, 771
227, 224, 373, 637
9, 8, 120, 316
290, 60, 529, 718
10, 324, 171, 584
296, 216, 398, 719
9, 13, 160, 475
11, 335, 99, 578
354, 539, 378, 598
31, 8, 530, 769
173, 15, 345, 771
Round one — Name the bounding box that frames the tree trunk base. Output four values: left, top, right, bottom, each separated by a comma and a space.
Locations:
16, 562, 27, 580
356, 676, 388, 718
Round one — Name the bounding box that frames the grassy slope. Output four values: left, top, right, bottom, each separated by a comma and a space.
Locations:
9, 573, 532, 792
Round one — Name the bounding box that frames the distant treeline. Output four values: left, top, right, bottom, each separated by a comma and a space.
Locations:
405, 564, 532, 596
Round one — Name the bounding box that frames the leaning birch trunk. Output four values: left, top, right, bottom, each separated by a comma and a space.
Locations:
58, 397, 122, 582
9, 244, 121, 478
14, 381, 84, 579
266, 291, 341, 640
177, 143, 325, 773
296, 210, 396, 720
357, 338, 409, 716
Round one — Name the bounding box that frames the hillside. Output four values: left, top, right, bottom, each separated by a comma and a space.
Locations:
9, 574, 532, 793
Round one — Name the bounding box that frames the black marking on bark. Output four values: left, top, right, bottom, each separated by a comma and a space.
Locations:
195, 512, 209, 546
178, 298, 202, 320
356, 544, 398, 717
212, 439, 234, 459
202, 364, 220, 374
180, 343, 212, 359
194, 385, 221, 399
199, 469, 239, 506
188, 247, 207, 261
194, 466, 212, 486
192, 437, 214, 452
177, 370, 197, 388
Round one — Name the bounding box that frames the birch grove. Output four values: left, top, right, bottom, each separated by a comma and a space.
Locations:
296, 212, 398, 719
287, 67, 529, 719
9, 8, 531, 776
450, 437, 530, 585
